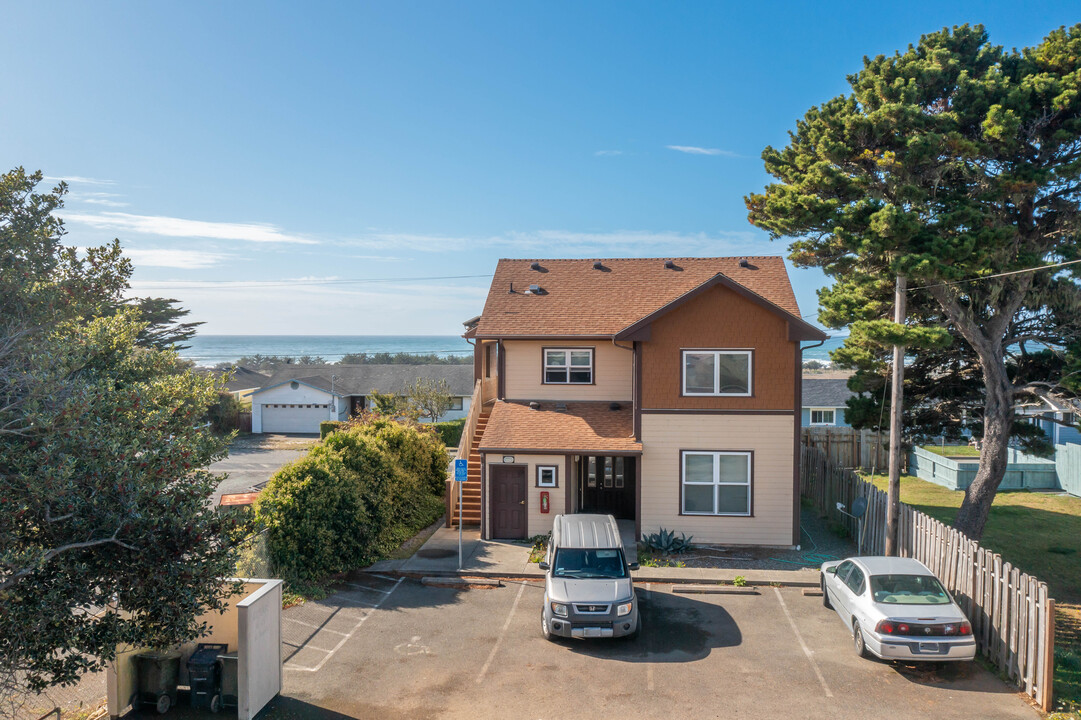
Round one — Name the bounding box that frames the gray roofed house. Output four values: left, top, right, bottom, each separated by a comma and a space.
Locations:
250, 364, 474, 434
802, 378, 856, 427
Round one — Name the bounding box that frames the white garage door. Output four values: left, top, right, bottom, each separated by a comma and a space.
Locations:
260, 403, 330, 433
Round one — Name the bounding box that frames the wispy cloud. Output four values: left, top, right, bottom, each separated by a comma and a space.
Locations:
594, 150, 623, 156
64, 211, 318, 245
124, 248, 230, 269
44, 175, 115, 185
69, 191, 129, 208
665, 145, 738, 157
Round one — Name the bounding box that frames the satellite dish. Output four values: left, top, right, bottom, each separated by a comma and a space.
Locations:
851, 496, 868, 519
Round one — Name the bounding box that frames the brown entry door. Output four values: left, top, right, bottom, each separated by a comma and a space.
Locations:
490, 465, 527, 539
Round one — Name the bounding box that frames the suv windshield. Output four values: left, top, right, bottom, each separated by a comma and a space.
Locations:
870, 574, 951, 604
552, 548, 627, 579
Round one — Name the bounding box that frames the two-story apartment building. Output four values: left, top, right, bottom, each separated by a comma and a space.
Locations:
458, 257, 827, 548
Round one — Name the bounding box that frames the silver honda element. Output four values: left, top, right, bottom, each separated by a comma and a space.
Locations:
539, 514, 640, 640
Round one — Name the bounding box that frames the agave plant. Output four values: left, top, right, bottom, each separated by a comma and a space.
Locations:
640, 528, 694, 554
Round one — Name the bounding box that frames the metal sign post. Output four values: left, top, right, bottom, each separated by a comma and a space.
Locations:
454, 458, 467, 570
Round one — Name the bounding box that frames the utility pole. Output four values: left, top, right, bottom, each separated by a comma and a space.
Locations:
885, 275, 906, 556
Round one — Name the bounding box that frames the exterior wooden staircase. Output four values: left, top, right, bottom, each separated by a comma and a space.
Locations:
450, 408, 489, 527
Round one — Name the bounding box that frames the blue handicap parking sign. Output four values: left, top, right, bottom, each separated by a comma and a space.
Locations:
454, 458, 467, 482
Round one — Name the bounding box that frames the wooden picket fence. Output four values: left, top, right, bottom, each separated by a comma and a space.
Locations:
802, 426, 891, 472
801, 446, 1056, 710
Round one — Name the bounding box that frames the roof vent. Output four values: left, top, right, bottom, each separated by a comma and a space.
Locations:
555, 402, 567, 412
739, 257, 750, 268
508, 282, 515, 294
664, 260, 676, 269
609, 402, 622, 411
530, 261, 543, 271
593, 261, 604, 270
529, 401, 541, 410
529, 284, 542, 294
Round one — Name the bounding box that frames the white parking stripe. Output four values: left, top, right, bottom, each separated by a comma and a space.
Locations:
284, 617, 349, 636
475, 581, 526, 684
282, 641, 333, 653
328, 595, 378, 608
340, 581, 394, 594
772, 587, 833, 698
285, 577, 403, 673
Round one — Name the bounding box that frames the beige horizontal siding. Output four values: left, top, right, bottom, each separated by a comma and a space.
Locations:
503, 340, 632, 402
640, 414, 795, 546
486, 454, 567, 537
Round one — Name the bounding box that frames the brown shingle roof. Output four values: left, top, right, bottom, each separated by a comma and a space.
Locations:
471, 257, 801, 337
478, 401, 642, 454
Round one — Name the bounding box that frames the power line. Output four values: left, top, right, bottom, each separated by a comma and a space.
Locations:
131, 273, 491, 291
909, 258, 1081, 291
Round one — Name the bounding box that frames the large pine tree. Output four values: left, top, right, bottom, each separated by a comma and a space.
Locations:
746, 25, 1081, 540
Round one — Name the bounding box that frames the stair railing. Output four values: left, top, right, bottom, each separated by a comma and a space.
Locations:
447, 380, 483, 526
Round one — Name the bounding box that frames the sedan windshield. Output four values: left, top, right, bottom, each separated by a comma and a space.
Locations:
552, 549, 627, 579
870, 574, 951, 604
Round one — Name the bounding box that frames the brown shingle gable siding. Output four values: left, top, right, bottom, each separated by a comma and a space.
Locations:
473, 257, 801, 338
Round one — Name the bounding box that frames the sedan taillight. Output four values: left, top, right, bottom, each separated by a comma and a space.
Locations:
875, 620, 972, 636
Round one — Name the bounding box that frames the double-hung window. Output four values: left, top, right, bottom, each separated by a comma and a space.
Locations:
682, 350, 751, 396
809, 408, 835, 426
544, 348, 593, 384
681, 451, 752, 516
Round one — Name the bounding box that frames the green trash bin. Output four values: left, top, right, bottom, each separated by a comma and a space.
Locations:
134, 650, 181, 714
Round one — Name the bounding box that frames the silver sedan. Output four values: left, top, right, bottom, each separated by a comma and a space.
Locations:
820, 556, 976, 662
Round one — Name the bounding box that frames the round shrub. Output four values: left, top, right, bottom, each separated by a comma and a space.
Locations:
254, 450, 370, 581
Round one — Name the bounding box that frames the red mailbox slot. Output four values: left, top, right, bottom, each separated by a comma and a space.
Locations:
540, 491, 550, 514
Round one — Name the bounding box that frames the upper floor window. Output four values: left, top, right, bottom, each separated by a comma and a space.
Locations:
682, 350, 752, 396
544, 348, 593, 384
809, 408, 836, 426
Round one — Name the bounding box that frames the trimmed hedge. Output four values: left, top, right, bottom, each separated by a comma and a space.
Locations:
256, 418, 447, 580
319, 420, 345, 439
433, 418, 466, 448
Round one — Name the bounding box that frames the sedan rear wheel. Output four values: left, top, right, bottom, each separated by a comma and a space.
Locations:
821, 577, 832, 609
853, 621, 869, 659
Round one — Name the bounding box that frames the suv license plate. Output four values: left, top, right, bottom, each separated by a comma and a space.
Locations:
919, 642, 940, 653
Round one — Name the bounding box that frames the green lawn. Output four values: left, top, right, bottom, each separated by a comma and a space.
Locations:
921, 444, 981, 457
865, 474, 1081, 603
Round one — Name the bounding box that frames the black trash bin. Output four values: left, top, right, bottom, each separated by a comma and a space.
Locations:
186, 643, 228, 712
134, 650, 181, 715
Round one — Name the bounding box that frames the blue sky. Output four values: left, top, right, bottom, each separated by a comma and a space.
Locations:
2, 2, 1077, 334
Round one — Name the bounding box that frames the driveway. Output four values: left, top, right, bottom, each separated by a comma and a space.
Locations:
210, 434, 315, 504
264, 575, 1038, 720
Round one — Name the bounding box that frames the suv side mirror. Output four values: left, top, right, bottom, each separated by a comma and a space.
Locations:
628, 563, 639, 571
538, 562, 550, 571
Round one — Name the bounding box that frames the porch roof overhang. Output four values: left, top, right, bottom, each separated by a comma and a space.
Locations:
478, 400, 642, 455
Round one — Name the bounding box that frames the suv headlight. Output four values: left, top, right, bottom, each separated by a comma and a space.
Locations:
550, 602, 568, 617
616, 601, 633, 617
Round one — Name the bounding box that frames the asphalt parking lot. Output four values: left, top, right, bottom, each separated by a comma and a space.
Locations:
265, 574, 1039, 720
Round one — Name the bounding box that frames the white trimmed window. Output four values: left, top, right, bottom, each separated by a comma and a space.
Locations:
682, 350, 751, 396
449, 397, 464, 411
682, 451, 752, 516
809, 408, 836, 426
536, 465, 558, 488
544, 348, 593, 384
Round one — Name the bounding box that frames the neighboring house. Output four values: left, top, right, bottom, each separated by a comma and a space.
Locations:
196, 365, 270, 400
1016, 398, 1081, 446
250, 364, 473, 434
458, 257, 827, 547
801, 378, 855, 428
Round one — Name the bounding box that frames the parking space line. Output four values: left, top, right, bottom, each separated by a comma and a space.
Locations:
283, 640, 333, 654
285, 577, 403, 673
644, 583, 654, 692
284, 617, 349, 636
340, 581, 393, 594
328, 596, 378, 608
772, 587, 833, 698
475, 581, 526, 684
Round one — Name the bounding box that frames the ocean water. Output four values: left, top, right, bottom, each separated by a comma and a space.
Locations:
182, 335, 473, 367
181, 333, 847, 367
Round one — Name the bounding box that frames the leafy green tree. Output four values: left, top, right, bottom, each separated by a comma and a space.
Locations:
0, 168, 244, 702
407, 377, 454, 421
338, 352, 470, 365
746, 25, 1081, 540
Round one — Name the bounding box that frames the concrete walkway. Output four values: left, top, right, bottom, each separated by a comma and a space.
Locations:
392, 524, 823, 587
